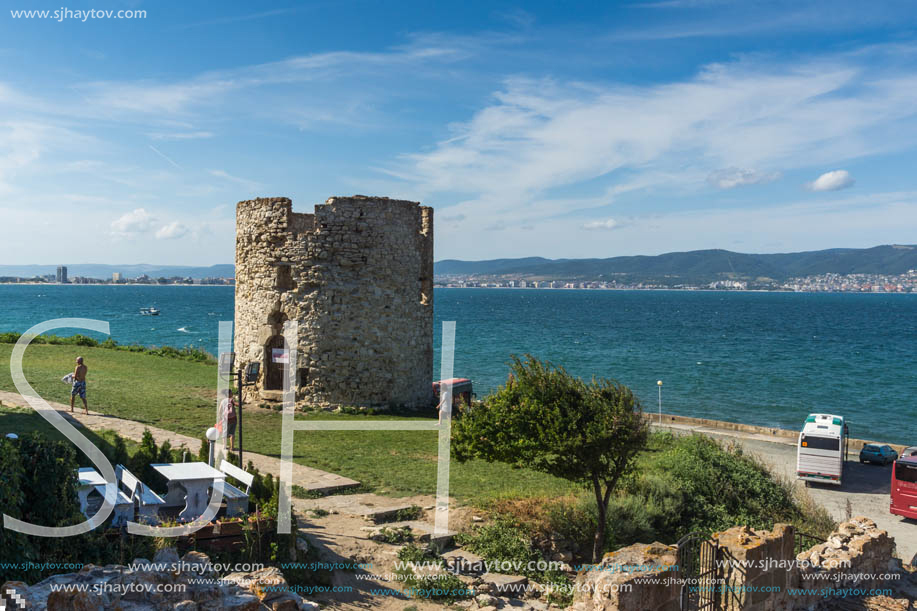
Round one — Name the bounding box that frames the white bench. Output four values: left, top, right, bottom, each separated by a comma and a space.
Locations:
76, 467, 134, 528
218, 460, 253, 517
117, 464, 166, 524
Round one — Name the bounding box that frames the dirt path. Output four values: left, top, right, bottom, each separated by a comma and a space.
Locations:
655, 421, 917, 563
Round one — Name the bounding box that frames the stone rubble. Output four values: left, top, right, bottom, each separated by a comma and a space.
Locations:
570, 518, 915, 611
1, 549, 318, 610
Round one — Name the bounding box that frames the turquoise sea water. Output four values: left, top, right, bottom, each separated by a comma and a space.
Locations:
0, 285, 914, 444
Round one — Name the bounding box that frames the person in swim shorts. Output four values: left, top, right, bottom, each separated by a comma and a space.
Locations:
70, 356, 88, 414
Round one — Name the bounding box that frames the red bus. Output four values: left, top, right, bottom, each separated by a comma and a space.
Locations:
890, 447, 917, 520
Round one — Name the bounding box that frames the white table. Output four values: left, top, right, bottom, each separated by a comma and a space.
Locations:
75, 467, 133, 526
152, 462, 224, 522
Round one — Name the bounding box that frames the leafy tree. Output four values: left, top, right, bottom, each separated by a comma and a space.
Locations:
452, 356, 648, 562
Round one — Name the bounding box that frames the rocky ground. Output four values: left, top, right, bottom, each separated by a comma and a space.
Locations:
292, 492, 566, 610
1, 547, 317, 610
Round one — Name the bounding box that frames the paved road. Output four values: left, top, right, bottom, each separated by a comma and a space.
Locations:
655, 421, 917, 563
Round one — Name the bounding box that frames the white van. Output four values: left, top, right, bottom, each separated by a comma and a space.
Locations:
796, 413, 848, 485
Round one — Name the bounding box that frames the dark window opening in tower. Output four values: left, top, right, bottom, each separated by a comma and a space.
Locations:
275, 264, 294, 292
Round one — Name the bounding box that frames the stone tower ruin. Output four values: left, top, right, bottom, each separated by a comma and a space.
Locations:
234, 195, 434, 409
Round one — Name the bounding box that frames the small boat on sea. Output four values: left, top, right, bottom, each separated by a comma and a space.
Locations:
139, 307, 160, 316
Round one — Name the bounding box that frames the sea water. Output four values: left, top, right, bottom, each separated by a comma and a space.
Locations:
0, 285, 913, 444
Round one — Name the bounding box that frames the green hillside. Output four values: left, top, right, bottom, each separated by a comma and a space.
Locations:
434, 244, 917, 284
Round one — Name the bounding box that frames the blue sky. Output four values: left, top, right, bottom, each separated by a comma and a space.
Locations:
2, 0, 917, 265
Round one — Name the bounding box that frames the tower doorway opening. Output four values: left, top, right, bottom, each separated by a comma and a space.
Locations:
264, 334, 286, 391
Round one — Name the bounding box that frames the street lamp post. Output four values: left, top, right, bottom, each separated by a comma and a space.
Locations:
234, 362, 261, 468
657, 380, 663, 424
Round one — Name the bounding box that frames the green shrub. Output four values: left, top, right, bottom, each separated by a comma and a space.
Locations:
197, 433, 210, 462
386, 505, 422, 522
457, 517, 571, 605
247, 460, 275, 509
646, 434, 799, 535
128, 429, 160, 484
0, 333, 216, 363
457, 518, 541, 571
397, 570, 472, 602
0, 434, 125, 583
376, 526, 414, 544
539, 432, 837, 556
393, 544, 471, 603
0, 438, 28, 577
489, 432, 837, 570
397, 543, 441, 565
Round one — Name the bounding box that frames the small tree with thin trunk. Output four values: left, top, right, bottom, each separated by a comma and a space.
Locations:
452, 355, 648, 563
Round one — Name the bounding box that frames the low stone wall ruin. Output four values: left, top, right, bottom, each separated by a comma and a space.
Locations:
573, 517, 906, 611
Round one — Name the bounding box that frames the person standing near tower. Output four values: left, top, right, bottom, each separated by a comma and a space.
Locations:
70, 356, 88, 414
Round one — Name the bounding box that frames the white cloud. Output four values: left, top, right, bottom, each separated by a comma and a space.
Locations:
395, 47, 917, 236
436, 191, 917, 260
707, 168, 781, 189
582, 219, 620, 230
73, 43, 469, 119
0, 121, 92, 194
806, 169, 855, 192
111, 208, 155, 236
155, 221, 189, 240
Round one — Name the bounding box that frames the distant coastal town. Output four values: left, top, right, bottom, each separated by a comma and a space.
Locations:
0, 266, 234, 286
435, 270, 917, 293
3, 265, 916, 293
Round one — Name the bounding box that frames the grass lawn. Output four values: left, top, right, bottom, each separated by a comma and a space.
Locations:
0, 343, 577, 503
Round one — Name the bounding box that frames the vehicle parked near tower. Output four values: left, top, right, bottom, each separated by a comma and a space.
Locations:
796, 413, 849, 485
890, 447, 917, 519
859, 444, 898, 465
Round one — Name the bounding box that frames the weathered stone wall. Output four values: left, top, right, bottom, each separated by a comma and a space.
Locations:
572, 542, 680, 611
714, 524, 797, 611
234, 195, 434, 409
573, 518, 906, 611
791, 517, 900, 610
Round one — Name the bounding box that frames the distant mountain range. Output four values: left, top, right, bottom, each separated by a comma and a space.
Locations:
433, 245, 917, 285
0, 264, 235, 280
3, 245, 915, 285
